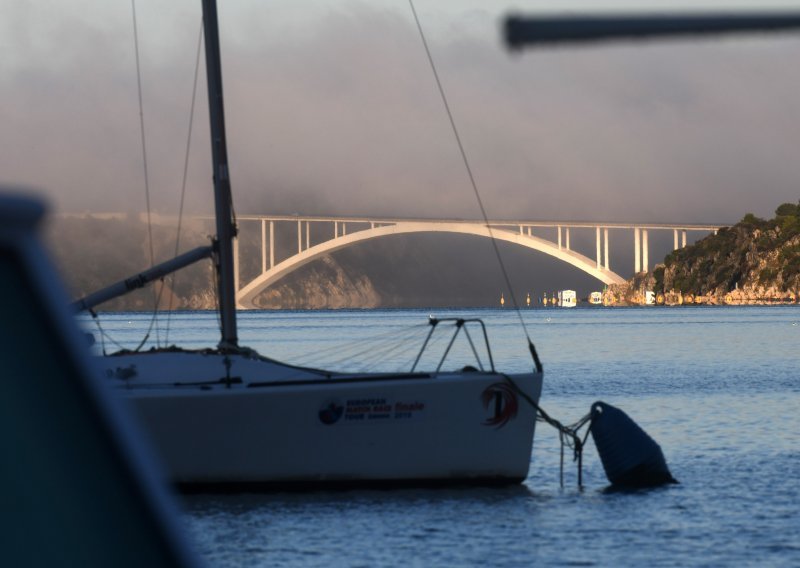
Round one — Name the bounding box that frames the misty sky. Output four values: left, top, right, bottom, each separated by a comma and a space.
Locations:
3, 0, 800, 226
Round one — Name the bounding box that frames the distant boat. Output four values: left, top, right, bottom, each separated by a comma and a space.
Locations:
72, 0, 544, 490
589, 291, 603, 305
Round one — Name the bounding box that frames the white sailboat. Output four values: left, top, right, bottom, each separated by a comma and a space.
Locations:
75, 0, 543, 490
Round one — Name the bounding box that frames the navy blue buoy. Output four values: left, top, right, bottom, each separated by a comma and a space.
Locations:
590, 401, 677, 487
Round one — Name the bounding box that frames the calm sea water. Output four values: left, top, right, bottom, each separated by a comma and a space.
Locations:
87, 307, 800, 567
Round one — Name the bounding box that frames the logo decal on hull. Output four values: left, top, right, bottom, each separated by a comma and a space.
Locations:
319, 397, 426, 425
318, 400, 345, 425
481, 383, 518, 428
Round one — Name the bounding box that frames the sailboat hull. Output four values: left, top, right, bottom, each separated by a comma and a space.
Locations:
104, 352, 542, 489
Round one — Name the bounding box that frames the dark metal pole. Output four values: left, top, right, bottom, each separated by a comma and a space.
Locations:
201, 0, 238, 349
505, 12, 800, 49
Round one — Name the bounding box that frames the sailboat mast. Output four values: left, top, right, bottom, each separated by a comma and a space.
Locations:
201, 0, 238, 348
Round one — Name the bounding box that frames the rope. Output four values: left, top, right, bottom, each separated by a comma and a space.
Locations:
89, 310, 127, 354
503, 374, 591, 487
131, 0, 162, 348
406, 6, 563, 484
406, 0, 538, 359
165, 20, 205, 344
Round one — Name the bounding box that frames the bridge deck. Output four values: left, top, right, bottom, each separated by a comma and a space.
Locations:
235, 215, 724, 231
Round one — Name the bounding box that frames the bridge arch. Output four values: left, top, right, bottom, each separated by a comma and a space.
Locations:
236, 221, 626, 308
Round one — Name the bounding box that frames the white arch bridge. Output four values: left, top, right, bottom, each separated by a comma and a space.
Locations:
232, 215, 722, 309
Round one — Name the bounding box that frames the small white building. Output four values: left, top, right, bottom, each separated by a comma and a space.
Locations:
558, 290, 577, 308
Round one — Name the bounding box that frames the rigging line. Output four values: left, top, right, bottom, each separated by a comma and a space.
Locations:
293, 328, 419, 366
311, 323, 428, 369
291, 322, 428, 362
355, 330, 421, 365
131, 0, 161, 347
291, 324, 427, 369
320, 333, 415, 369
406, 0, 533, 345
90, 311, 126, 353
166, 20, 205, 345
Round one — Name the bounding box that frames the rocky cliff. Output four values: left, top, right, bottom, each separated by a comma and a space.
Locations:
248, 256, 381, 309
605, 202, 800, 306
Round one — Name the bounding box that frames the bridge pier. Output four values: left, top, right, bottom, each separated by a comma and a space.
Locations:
261, 220, 267, 273
632, 228, 650, 273
604, 228, 610, 270
642, 229, 649, 272
297, 220, 302, 254
672, 227, 691, 250
596, 227, 601, 269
